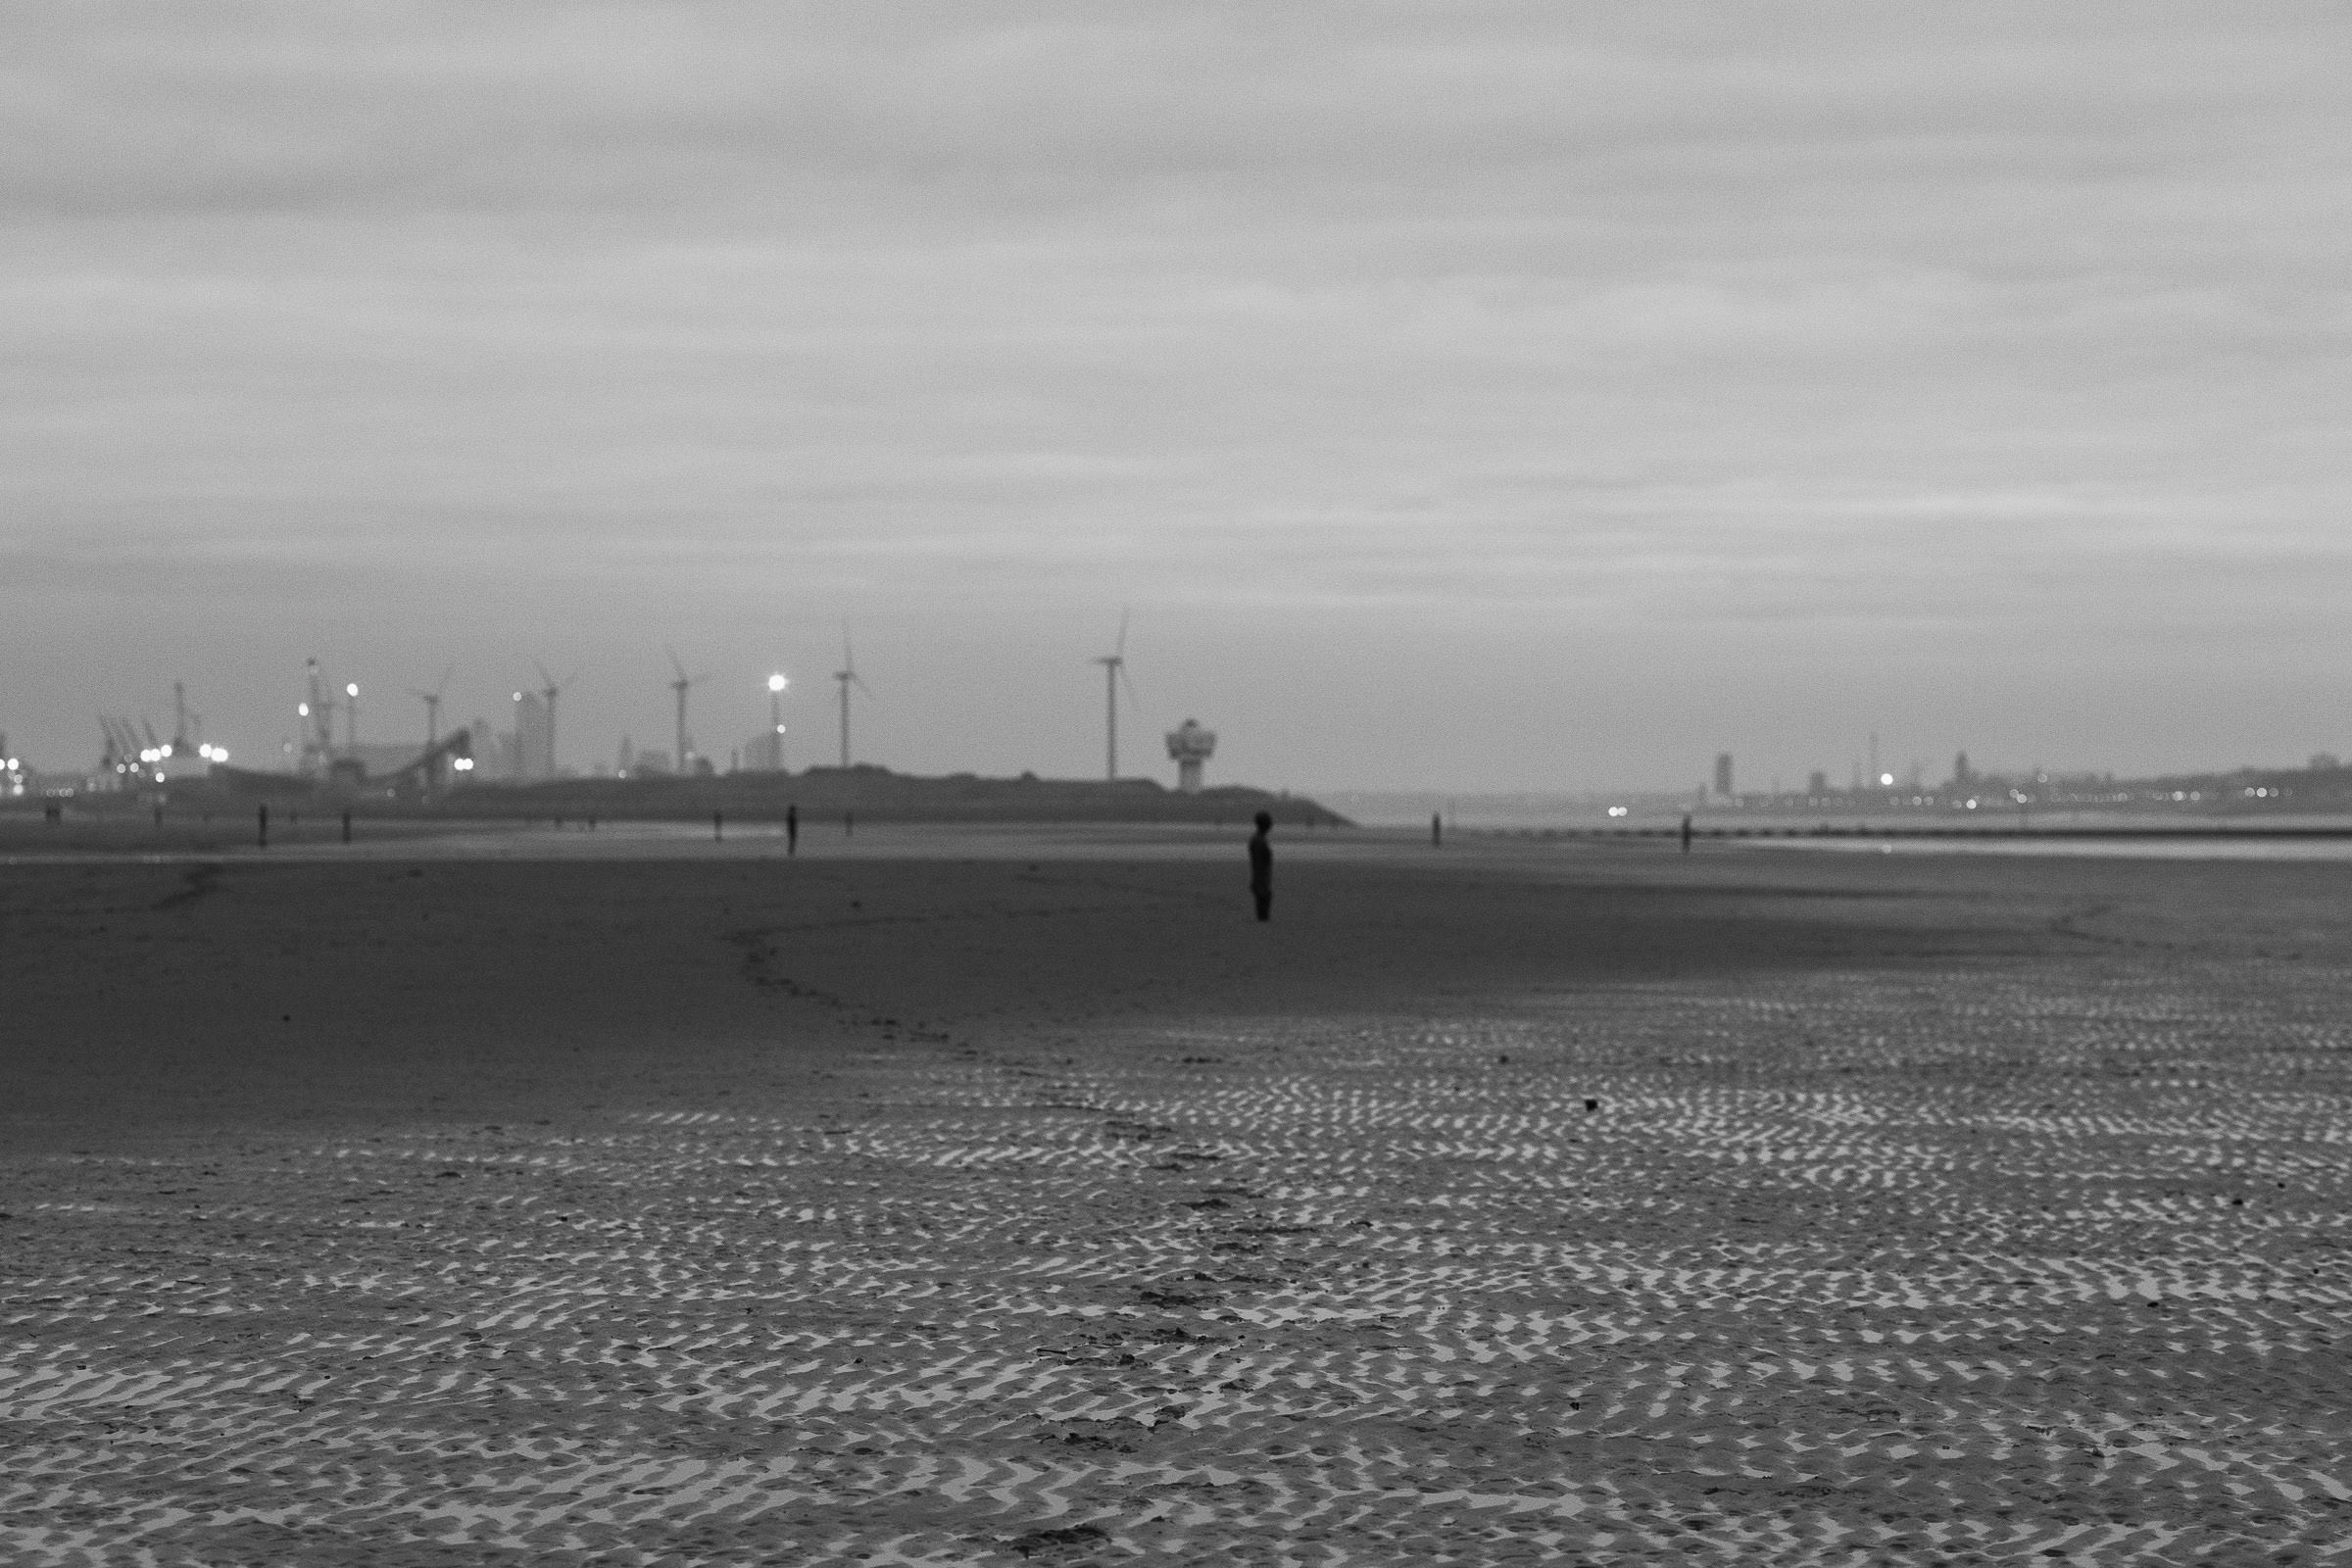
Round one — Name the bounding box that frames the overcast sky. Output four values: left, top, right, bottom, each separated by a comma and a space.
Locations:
6, 3, 2348, 793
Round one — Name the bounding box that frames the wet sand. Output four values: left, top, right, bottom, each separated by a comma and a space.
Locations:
6, 830, 2351, 1562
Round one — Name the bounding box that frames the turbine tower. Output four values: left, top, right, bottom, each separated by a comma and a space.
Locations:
832, 634, 872, 768
1091, 610, 1137, 782
666, 645, 710, 772
410, 664, 454, 749
535, 662, 579, 776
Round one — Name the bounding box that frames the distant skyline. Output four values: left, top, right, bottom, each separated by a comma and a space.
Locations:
7, 4, 2350, 793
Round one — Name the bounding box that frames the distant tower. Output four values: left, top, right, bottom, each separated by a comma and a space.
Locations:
1953, 750, 1972, 786
172, 681, 197, 753
1165, 719, 1217, 794
512, 690, 551, 780
302, 658, 336, 774
1714, 752, 1735, 800
832, 637, 871, 769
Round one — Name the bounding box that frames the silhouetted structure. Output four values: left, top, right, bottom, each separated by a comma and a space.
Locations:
1249, 810, 1273, 921
1165, 719, 1216, 793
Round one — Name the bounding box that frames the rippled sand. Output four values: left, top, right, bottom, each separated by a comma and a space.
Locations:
5, 833, 2348, 1563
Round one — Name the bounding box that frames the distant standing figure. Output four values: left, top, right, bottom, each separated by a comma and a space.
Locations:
786, 804, 799, 856
1681, 812, 1693, 855
1249, 809, 1274, 922
1431, 812, 1442, 848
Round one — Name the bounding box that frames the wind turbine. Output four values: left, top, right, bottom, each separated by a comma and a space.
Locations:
409, 664, 454, 749
534, 662, 579, 774
832, 633, 873, 769
666, 645, 710, 772
1091, 610, 1137, 782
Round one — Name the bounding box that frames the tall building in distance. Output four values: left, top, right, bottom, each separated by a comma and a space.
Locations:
743, 728, 787, 771
1714, 752, 1735, 801
511, 691, 552, 780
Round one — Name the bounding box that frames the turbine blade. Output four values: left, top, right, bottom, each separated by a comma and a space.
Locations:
1115, 607, 1130, 659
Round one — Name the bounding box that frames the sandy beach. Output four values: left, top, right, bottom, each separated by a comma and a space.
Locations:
6, 828, 2350, 1563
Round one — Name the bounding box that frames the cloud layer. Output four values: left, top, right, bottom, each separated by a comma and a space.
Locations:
5, 3, 2348, 787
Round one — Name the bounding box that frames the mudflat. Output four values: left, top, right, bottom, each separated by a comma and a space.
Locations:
5, 830, 2350, 1563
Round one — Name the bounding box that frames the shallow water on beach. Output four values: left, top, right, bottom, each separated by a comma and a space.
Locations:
1755, 836, 2352, 862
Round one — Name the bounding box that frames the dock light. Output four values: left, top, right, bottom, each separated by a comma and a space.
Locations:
1879, 772, 1894, 787
768, 673, 787, 694
346, 683, 358, 698
453, 757, 474, 771
297, 703, 309, 717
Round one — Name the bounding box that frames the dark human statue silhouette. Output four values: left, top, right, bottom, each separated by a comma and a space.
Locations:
786, 804, 798, 856
1249, 810, 1274, 922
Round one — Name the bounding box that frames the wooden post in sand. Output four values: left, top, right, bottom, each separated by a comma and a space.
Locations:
713, 809, 723, 842
341, 811, 352, 845
257, 804, 270, 848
